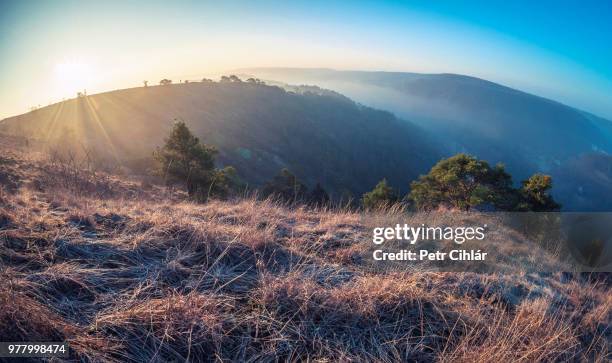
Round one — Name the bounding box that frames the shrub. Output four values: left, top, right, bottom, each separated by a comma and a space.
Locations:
308, 182, 330, 206
362, 179, 398, 210
262, 169, 308, 203
515, 174, 561, 211
208, 166, 242, 199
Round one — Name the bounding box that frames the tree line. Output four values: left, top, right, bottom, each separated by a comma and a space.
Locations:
154, 121, 560, 212
363, 154, 560, 212
151, 75, 263, 87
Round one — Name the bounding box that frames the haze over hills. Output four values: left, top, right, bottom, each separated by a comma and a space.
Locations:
3, 70, 612, 210
240, 68, 612, 211
0, 81, 440, 198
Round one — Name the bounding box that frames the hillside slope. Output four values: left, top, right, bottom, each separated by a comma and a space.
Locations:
0, 147, 609, 361
0, 82, 440, 197
240, 68, 612, 164
241, 68, 612, 210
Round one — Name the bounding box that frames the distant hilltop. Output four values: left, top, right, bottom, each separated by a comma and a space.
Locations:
0, 77, 440, 199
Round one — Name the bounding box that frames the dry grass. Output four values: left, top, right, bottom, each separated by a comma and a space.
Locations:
0, 144, 610, 362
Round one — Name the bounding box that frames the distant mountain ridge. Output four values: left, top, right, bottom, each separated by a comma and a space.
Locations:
239, 68, 612, 164
239, 68, 612, 210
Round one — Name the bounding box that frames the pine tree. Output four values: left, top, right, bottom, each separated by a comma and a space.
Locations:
408, 154, 515, 211
153, 120, 217, 199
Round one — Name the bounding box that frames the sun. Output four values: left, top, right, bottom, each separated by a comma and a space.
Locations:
54, 59, 95, 96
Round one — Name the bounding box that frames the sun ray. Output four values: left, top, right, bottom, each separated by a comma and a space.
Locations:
42, 100, 66, 143
82, 95, 121, 163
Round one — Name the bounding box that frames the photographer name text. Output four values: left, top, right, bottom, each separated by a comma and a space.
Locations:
372, 223, 488, 261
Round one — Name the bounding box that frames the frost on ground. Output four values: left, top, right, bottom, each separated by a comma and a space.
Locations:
0, 143, 610, 362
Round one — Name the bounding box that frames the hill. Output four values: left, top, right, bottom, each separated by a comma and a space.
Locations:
0, 145, 609, 361
0, 81, 440, 198
552, 153, 612, 211
239, 68, 612, 210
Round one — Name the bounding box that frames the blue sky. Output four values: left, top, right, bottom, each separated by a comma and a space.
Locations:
1, 0, 611, 119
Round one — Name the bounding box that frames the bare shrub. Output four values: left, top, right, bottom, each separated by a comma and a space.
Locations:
38, 147, 119, 197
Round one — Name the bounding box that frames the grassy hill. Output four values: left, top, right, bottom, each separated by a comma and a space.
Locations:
0, 138, 609, 362
0, 81, 440, 198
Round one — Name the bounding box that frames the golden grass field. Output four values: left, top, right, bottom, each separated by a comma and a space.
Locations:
0, 138, 610, 362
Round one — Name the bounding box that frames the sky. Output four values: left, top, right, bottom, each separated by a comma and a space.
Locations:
1, 0, 611, 119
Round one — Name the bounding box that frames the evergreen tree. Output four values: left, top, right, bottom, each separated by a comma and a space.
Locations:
153, 120, 218, 199
362, 179, 398, 210
408, 154, 515, 211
